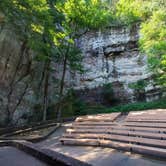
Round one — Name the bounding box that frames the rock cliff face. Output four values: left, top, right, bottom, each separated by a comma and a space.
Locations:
72, 25, 162, 104
0, 24, 163, 125
0, 27, 33, 125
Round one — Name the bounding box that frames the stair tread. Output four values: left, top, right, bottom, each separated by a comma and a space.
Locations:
66, 128, 166, 139
73, 121, 166, 128
61, 111, 166, 159
60, 137, 166, 154
70, 125, 166, 133
76, 113, 121, 122
73, 122, 117, 126
62, 133, 166, 149
123, 122, 166, 128
126, 119, 166, 123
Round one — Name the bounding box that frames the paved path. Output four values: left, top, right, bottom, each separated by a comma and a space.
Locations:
0, 146, 49, 166
38, 123, 166, 166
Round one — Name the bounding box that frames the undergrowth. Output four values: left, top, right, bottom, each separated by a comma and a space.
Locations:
62, 97, 166, 117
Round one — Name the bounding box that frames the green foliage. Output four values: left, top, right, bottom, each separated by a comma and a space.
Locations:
28, 104, 43, 122
116, 0, 166, 87
55, 0, 114, 75
104, 98, 166, 113
129, 80, 148, 102
116, 0, 141, 25
0, 0, 63, 123
128, 80, 148, 91
116, 0, 165, 25
57, 0, 113, 30
75, 98, 166, 116
102, 83, 117, 103
57, 89, 105, 118
60, 96, 166, 117
1, 0, 165, 122
140, 10, 166, 86
60, 89, 87, 117
0, 0, 56, 54
0, 0, 114, 122
55, 0, 115, 120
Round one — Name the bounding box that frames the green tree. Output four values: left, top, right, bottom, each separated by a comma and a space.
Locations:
0, 0, 113, 123
0, 0, 61, 124
55, 0, 112, 121
116, 0, 166, 87
140, 10, 166, 87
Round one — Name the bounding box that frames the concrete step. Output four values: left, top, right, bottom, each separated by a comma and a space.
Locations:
60, 138, 166, 159
72, 122, 117, 126
61, 111, 166, 159
72, 121, 166, 128
127, 110, 166, 117
126, 119, 166, 123
127, 115, 166, 118
62, 133, 166, 149
76, 113, 121, 122
126, 116, 166, 121
123, 122, 166, 128
70, 125, 166, 133
66, 128, 166, 140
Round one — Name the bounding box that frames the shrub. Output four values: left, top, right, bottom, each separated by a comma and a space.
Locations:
102, 83, 118, 104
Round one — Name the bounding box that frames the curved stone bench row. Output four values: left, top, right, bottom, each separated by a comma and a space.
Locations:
61, 138, 166, 160
61, 110, 166, 160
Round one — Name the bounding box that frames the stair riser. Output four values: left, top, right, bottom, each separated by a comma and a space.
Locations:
73, 123, 166, 128
62, 135, 166, 149
69, 126, 166, 133
61, 139, 166, 160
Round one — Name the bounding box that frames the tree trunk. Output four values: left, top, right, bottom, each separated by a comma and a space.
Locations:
6, 41, 27, 125
43, 61, 50, 121
57, 54, 67, 122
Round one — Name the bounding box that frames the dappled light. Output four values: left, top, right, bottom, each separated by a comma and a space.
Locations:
0, 0, 166, 165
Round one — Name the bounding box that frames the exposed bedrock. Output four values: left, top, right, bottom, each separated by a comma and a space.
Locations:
72, 25, 163, 104
0, 24, 164, 125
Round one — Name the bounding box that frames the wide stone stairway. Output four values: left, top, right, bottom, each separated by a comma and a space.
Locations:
60, 109, 166, 159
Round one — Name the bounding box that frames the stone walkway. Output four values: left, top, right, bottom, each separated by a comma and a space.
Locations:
38, 123, 166, 166
0, 146, 49, 166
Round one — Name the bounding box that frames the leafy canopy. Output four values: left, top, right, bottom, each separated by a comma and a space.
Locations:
117, 0, 166, 87
54, 0, 113, 72
0, 0, 61, 61
58, 0, 112, 30
140, 10, 166, 86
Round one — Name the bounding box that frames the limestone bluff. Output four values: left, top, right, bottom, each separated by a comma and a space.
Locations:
0, 24, 164, 124
70, 24, 163, 104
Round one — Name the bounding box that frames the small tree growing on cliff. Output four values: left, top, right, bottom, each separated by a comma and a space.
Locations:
55, 0, 113, 121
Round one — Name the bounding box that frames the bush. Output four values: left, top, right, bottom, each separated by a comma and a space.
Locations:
102, 83, 118, 104
128, 80, 148, 102
70, 98, 166, 116
103, 98, 166, 113
61, 88, 166, 117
